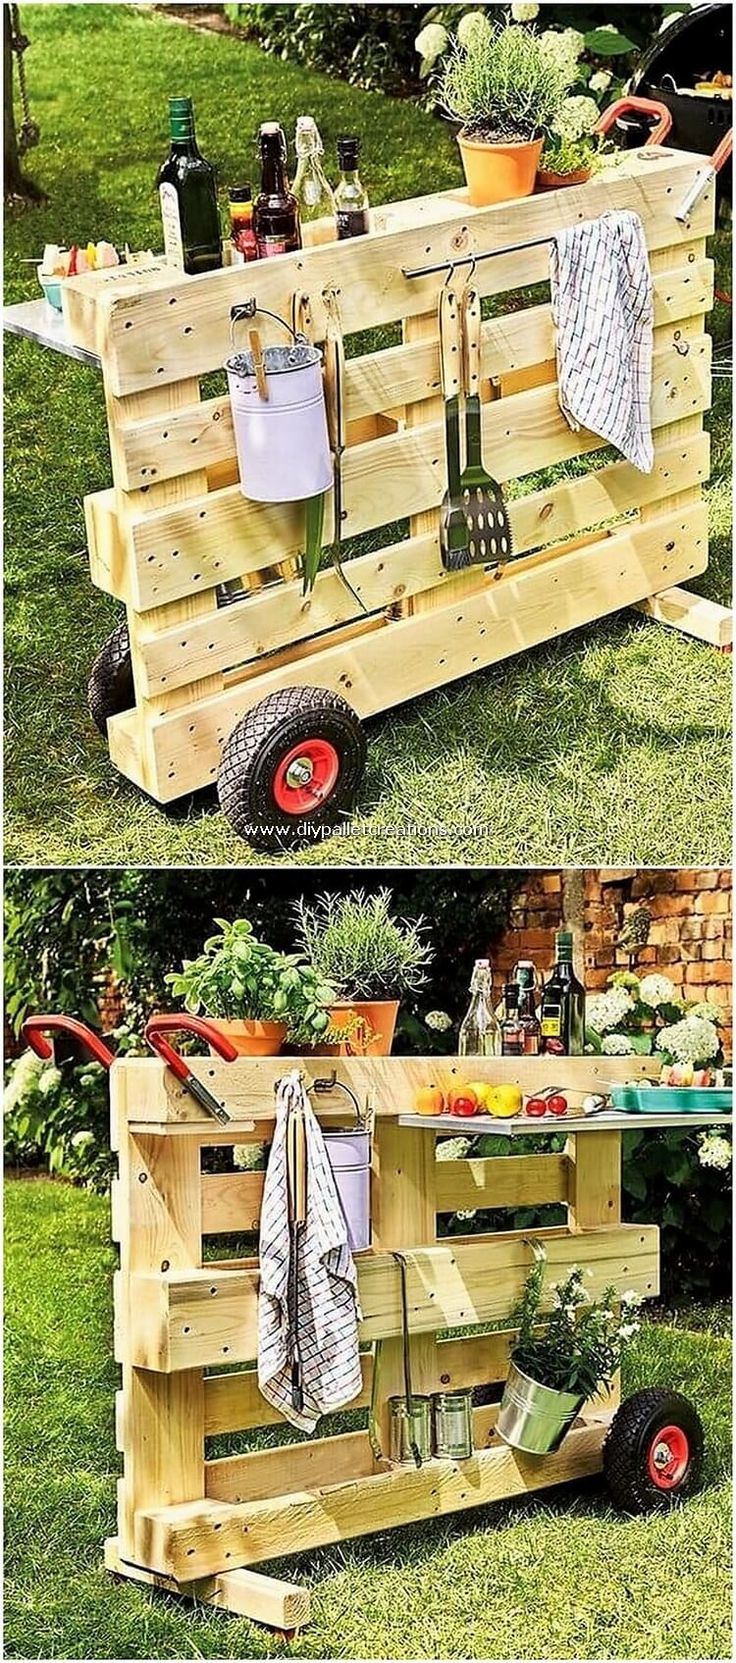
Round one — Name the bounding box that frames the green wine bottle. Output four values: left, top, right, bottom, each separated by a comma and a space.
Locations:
157, 96, 222, 276
540, 930, 586, 1056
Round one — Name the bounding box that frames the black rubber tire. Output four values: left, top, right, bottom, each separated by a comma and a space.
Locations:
603, 1388, 704, 1515
88, 620, 134, 738
217, 685, 367, 851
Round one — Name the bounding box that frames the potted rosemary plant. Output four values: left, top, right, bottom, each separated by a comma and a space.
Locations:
496, 1251, 641, 1454
294, 888, 432, 1056
436, 12, 580, 206
166, 917, 335, 1056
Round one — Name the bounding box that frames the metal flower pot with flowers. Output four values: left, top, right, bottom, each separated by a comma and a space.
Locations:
497, 1245, 642, 1455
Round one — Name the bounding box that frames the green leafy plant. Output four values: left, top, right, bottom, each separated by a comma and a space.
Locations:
294, 888, 432, 1002
586, 970, 723, 1067
165, 917, 335, 1043
540, 92, 609, 175
437, 15, 580, 141
510, 1253, 641, 1397
3, 1022, 144, 1188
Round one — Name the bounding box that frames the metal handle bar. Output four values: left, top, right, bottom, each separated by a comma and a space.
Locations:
144, 1014, 239, 1079
21, 1015, 115, 1069
230, 301, 304, 351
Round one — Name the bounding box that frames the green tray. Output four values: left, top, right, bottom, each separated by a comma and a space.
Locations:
610, 1086, 732, 1114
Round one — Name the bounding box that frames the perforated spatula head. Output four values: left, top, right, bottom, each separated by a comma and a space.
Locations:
453, 286, 513, 571
438, 286, 470, 571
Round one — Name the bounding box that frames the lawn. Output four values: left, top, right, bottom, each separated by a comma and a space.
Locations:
4, 3, 732, 868
4, 1176, 732, 1661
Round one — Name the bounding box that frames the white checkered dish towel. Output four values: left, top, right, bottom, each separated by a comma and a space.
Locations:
550, 210, 654, 474
258, 1070, 363, 1432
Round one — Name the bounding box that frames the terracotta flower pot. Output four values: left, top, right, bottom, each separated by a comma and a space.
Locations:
207, 1019, 287, 1057
328, 1000, 400, 1058
458, 131, 543, 207
536, 164, 592, 192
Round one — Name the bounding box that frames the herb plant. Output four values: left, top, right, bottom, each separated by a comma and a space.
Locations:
165, 917, 334, 1043
510, 1252, 641, 1398
439, 17, 579, 143
294, 888, 432, 1002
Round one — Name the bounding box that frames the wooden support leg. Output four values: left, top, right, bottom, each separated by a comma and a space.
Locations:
567, 1129, 623, 1410
104, 1537, 310, 1630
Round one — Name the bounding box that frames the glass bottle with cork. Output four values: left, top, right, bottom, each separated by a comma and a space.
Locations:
335, 136, 370, 239
541, 930, 586, 1055
293, 116, 337, 246
157, 96, 222, 275
253, 122, 301, 258
459, 959, 501, 1057
228, 182, 258, 264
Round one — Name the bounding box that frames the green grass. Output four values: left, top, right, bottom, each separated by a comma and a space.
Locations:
4, 3, 732, 866
4, 1176, 732, 1661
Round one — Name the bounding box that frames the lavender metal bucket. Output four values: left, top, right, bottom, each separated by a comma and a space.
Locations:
225, 303, 333, 504
322, 1125, 371, 1252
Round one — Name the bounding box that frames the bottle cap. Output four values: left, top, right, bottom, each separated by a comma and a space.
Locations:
516, 964, 535, 988
338, 135, 360, 167
168, 96, 195, 139
169, 96, 193, 114
557, 930, 573, 946
229, 183, 253, 202
296, 114, 323, 155
504, 982, 519, 1004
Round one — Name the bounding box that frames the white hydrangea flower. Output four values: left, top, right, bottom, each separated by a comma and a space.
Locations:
698, 1131, 732, 1171
553, 95, 601, 141
456, 1208, 478, 1222
3, 1047, 45, 1113
436, 1136, 473, 1162
601, 1033, 635, 1056
457, 10, 491, 48
414, 22, 449, 66
621, 1289, 641, 1306
589, 69, 612, 94
638, 973, 677, 1009
689, 1002, 719, 1025
656, 1016, 720, 1066
510, 2, 540, 21
586, 986, 635, 1034
538, 27, 584, 81
425, 1008, 452, 1032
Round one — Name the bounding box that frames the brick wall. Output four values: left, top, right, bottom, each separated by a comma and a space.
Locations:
494, 869, 732, 1055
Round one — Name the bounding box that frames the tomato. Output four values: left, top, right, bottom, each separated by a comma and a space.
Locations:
447, 1083, 478, 1112
525, 1096, 547, 1117
450, 1094, 480, 1117
546, 1093, 568, 1116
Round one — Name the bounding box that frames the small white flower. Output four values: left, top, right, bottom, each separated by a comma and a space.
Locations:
414, 22, 449, 68
456, 1209, 478, 1222
621, 1289, 641, 1306
587, 986, 635, 1034
638, 973, 677, 1010
510, 2, 540, 21
698, 1131, 732, 1172
457, 11, 492, 48
553, 95, 601, 141
436, 1136, 473, 1162
656, 1015, 720, 1067
589, 70, 612, 94
601, 1034, 635, 1056
425, 1009, 453, 1032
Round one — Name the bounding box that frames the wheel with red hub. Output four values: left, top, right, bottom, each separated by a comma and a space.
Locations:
603, 1388, 704, 1514
217, 685, 367, 850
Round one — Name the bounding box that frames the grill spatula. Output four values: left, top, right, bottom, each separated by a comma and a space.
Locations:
438, 285, 470, 572
455, 285, 513, 570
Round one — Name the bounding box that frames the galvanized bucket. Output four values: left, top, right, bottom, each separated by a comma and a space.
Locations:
225, 304, 333, 504
496, 1360, 585, 1455
432, 1389, 473, 1459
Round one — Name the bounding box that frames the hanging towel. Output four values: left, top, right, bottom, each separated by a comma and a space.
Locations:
258, 1070, 363, 1432
550, 210, 654, 474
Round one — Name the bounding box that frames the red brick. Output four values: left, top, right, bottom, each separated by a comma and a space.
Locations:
648, 920, 681, 945
717, 870, 732, 888
651, 894, 693, 918
541, 874, 562, 894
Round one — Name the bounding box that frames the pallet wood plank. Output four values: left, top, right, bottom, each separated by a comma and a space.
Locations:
140, 1411, 613, 1578
64, 150, 714, 395
104, 1536, 310, 1627
436, 1152, 569, 1214
634, 586, 732, 647
114, 500, 708, 800
125, 1224, 659, 1371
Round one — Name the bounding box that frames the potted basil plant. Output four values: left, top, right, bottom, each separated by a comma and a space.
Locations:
497, 1251, 641, 1454
165, 917, 335, 1056
294, 888, 432, 1056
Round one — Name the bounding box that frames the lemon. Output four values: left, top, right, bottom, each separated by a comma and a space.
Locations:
486, 1084, 522, 1119
468, 1080, 494, 1110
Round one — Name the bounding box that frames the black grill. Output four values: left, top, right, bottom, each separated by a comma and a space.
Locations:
619, 2, 732, 200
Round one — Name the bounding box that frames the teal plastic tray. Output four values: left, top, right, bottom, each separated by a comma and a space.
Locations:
610, 1086, 732, 1114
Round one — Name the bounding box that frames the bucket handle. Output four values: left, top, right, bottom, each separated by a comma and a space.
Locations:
229, 300, 304, 353
312, 1071, 370, 1129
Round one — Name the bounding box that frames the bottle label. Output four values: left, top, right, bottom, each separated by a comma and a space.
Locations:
159, 183, 184, 267
522, 1033, 540, 1056
256, 234, 291, 258
337, 208, 370, 239
541, 1008, 562, 1038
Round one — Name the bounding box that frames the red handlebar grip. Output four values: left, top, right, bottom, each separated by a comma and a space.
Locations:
144, 1014, 239, 1081
596, 96, 673, 146
711, 130, 732, 174
21, 1015, 115, 1070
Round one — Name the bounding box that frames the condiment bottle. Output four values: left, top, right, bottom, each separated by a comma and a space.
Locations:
459, 959, 501, 1057
228, 182, 258, 264
335, 135, 370, 239
253, 122, 301, 258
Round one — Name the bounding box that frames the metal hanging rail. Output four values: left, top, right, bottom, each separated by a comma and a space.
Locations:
402, 233, 555, 282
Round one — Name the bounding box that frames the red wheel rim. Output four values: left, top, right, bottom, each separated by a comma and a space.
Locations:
647, 1424, 690, 1489
272, 738, 340, 816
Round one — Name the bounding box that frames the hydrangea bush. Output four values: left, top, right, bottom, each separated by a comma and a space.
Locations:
586, 969, 723, 1068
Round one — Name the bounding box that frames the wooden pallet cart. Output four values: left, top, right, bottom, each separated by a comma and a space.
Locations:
50, 137, 728, 846
102, 1051, 731, 1631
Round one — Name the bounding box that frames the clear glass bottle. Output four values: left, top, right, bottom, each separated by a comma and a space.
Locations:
458, 959, 501, 1057
335, 135, 370, 239
293, 115, 337, 247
